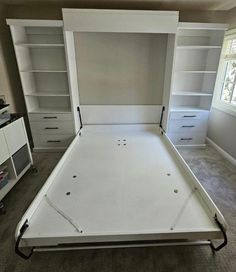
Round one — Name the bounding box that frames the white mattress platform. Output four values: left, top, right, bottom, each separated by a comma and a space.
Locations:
15, 125, 227, 258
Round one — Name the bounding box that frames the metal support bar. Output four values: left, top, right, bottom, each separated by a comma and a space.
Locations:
77, 106, 83, 130
210, 214, 227, 252
34, 240, 211, 252
15, 220, 34, 260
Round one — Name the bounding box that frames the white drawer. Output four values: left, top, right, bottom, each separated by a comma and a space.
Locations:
29, 113, 73, 122
170, 111, 209, 120
30, 121, 74, 135
168, 119, 207, 133
168, 132, 206, 145
33, 134, 74, 148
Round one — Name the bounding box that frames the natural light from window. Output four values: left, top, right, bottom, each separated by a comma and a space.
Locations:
221, 39, 236, 106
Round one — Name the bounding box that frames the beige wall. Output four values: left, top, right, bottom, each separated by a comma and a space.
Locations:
227, 7, 236, 29
0, 5, 25, 112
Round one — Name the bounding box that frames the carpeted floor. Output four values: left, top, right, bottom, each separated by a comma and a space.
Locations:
0, 145, 236, 272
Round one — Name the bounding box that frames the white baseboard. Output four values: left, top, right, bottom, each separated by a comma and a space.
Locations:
206, 137, 236, 166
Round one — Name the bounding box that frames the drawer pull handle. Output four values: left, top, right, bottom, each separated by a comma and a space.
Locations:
47, 140, 61, 143
43, 116, 57, 119
45, 127, 59, 130
183, 115, 196, 118
180, 138, 193, 141
182, 125, 195, 128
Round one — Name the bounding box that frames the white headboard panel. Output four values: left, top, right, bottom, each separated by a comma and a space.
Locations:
80, 105, 162, 124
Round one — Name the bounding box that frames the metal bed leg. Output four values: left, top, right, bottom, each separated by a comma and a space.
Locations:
15, 220, 34, 259
210, 214, 227, 252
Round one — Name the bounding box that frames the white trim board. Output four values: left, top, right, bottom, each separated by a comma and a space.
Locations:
6, 19, 62, 27
62, 9, 179, 33
206, 137, 236, 166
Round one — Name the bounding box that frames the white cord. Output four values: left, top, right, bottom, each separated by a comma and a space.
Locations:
170, 188, 197, 230
44, 194, 83, 233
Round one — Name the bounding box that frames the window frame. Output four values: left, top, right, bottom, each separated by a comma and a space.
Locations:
212, 28, 236, 117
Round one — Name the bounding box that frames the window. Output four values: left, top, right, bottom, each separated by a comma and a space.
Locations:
213, 30, 236, 117
221, 40, 236, 105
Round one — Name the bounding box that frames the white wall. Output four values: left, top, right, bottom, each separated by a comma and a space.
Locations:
208, 108, 236, 158
207, 7, 236, 160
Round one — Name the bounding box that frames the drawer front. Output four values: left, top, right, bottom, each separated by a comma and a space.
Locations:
170, 111, 209, 120
3, 118, 26, 155
30, 121, 74, 135
168, 119, 207, 133
33, 134, 74, 148
0, 131, 9, 164
168, 132, 206, 145
29, 113, 73, 122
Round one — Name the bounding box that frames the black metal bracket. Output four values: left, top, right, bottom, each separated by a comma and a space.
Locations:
159, 106, 165, 133
210, 214, 227, 252
77, 106, 83, 130
15, 220, 34, 260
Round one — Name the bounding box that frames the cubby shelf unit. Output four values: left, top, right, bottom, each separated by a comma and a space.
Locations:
7, 19, 77, 151
167, 22, 228, 147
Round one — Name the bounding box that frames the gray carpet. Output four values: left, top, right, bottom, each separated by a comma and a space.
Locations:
0, 145, 236, 272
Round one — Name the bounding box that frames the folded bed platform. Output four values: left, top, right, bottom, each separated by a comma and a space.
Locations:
15, 124, 227, 259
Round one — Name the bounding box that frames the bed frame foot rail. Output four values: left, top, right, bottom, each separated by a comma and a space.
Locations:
210, 215, 228, 252
15, 220, 34, 260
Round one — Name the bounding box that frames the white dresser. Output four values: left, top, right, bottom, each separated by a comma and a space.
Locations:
168, 108, 209, 146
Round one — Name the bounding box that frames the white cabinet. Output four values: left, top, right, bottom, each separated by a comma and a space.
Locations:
167, 23, 227, 147
0, 117, 33, 201
0, 131, 9, 164
7, 19, 77, 151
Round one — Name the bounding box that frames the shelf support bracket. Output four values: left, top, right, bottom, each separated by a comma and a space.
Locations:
210, 214, 227, 252
15, 220, 34, 260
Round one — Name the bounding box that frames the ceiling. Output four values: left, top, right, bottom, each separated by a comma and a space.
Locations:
1, 0, 236, 11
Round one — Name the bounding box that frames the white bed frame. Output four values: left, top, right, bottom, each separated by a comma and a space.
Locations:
15, 111, 227, 259
14, 9, 227, 259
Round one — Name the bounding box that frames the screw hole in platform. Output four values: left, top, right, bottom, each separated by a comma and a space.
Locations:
66, 192, 71, 196
174, 189, 178, 194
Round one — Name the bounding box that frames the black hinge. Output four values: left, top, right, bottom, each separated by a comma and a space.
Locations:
159, 106, 165, 132
15, 220, 34, 260
77, 106, 83, 130
210, 214, 228, 252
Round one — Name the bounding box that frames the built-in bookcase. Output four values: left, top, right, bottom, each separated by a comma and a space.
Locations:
172, 24, 226, 110
168, 23, 227, 147
7, 20, 76, 151
9, 22, 71, 113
